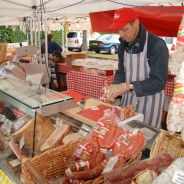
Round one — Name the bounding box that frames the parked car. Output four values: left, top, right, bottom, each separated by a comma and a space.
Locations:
160, 37, 177, 55
89, 34, 120, 54
67, 31, 100, 52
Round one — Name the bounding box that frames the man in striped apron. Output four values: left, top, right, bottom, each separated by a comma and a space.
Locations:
102, 8, 169, 128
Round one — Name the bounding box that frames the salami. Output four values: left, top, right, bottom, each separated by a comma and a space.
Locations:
97, 117, 122, 150
69, 152, 105, 172
69, 165, 103, 181
113, 129, 145, 159
74, 138, 99, 161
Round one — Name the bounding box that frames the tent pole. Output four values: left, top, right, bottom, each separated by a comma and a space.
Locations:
62, 23, 64, 53
44, 17, 48, 67
34, 15, 37, 63
37, 15, 42, 64
30, 18, 33, 47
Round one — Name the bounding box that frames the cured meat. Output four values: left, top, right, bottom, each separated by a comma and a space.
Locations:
40, 123, 71, 152
95, 117, 120, 150
105, 154, 172, 183
63, 133, 83, 145
74, 138, 100, 161
69, 152, 105, 172
112, 105, 135, 121
13, 114, 55, 152
69, 165, 103, 181
113, 129, 145, 159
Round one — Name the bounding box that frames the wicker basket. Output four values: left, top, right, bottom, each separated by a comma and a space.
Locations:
21, 137, 84, 183
84, 151, 142, 184
150, 129, 184, 160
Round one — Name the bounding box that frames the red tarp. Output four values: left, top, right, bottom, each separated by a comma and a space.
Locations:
89, 6, 184, 37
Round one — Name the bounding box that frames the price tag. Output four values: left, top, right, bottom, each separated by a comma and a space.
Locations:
19, 136, 25, 150
100, 148, 108, 154
14, 120, 25, 130
91, 106, 99, 110
81, 123, 92, 132
79, 129, 88, 137
9, 159, 21, 167
1, 119, 12, 135
56, 117, 63, 127
172, 170, 184, 184
0, 114, 5, 122
102, 155, 119, 174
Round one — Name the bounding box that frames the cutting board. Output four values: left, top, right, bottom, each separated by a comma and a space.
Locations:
76, 104, 112, 122
62, 98, 114, 127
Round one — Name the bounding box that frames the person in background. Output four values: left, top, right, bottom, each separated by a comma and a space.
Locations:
101, 8, 169, 129
48, 50, 65, 91
41, 34, 62, 54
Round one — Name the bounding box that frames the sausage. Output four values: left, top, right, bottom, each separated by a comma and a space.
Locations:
106, 165, 135, 182
113, 130, 145, 159
74, 138, 99, 161
69, 152, 105, 172
69, 165, 103, 180
97, 118, 122, 150
92, 122, 104, 139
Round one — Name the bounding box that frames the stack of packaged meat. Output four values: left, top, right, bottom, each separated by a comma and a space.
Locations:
63, 109, 146, 183
167, 15, 184, 134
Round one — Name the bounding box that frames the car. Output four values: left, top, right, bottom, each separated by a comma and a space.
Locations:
89, 34, 120, 54
160, 37, 177, 56
67, 31, 100, 52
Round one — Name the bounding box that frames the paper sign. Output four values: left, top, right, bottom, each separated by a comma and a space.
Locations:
102, 155, 119, 174
0, 114, 5, 122
79, 129, 88, 136
14, 120, 25, 130
1, 119, 12, 135
19, 136, 25, 150
9, 159, 21, 167
172, 170, 184, 184
91, 106, 99, 110
56, 117, 63, 127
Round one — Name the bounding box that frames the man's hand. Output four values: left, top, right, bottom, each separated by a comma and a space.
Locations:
101, 83, 127, 103
53, 81, 59, 89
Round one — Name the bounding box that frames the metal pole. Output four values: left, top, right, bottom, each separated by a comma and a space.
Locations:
34, 15, 37, 63
62, 23, 64, 53
30, 18, 33, 46
44, 17, 48, 67
37, 15, 42, 64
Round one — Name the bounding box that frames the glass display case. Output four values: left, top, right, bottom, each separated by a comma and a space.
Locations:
0, 75, 79, 183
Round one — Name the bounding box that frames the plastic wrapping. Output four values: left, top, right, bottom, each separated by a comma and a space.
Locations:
92, 109, 122, 150
104, 154, 172, 184
113, 129, 146, 159
167, 61, 184, 132
153, 157, 184, 184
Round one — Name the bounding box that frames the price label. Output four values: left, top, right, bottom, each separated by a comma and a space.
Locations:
172, 170, 184, 184
91, 106, 99, 110
100, 148, 108, 154
14, 120, 25, 130
102, 155, 119, 174
79, 129, 88, 137
19, 136, 25, 150
81, 123, 91, 132
1, 119, 12, 135
0, 114, 5, 122
56, 117, 63, 127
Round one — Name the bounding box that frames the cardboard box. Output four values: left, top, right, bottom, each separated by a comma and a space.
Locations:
65, 51, 87, 65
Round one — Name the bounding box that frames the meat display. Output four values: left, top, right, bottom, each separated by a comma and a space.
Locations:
40, 123, 71, 152
13, 114, 55, 152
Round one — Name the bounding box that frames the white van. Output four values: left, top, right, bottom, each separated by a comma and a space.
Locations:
67, 31, 100, 51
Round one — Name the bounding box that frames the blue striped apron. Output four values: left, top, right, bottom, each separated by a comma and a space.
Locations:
121, 32, 165, 128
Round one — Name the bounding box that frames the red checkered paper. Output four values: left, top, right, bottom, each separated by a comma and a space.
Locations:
66, 71, 114, 99
164, 79, 175, 97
